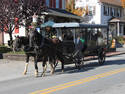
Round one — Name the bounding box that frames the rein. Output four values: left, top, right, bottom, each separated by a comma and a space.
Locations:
40, 36, 45, 48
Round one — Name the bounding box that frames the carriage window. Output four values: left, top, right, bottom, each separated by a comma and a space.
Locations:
101, 28, 108, 45
92, 28, 98, 41
62, 29, 74, 41
55, 28, 62, 41
87, 28, 92, 40
80, 28, 86, 38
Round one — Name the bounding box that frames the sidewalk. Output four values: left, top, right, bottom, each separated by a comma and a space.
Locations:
107, 47, 125, 56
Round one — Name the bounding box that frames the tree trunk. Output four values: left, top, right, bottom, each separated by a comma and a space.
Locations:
8, 32, 13, 47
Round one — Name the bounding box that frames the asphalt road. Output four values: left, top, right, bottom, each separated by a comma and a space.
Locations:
0, 54, 125, 94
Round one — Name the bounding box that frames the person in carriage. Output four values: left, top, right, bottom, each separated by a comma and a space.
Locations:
74, 34, 86, 62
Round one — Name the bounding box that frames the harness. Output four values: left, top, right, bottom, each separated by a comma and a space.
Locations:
40, 36, 45, 48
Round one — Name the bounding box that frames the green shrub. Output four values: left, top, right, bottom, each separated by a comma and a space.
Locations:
8, 51, 25, 54
114, 36, 125, 44
0, 46, 12, 53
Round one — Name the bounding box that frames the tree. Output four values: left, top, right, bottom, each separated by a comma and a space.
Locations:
0, 0, 46, 46
66, 0, 87, 17
73, 8, 86, 17
121, 0, 125, 16
20, 0, 46, 33
0, 0, 22, 46
121, 0, 125, 8
66, 0, 75, 13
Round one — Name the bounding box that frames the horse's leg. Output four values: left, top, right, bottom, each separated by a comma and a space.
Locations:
61, 61, 64, 73
34, 56, 38, 77
57, 53, 64, 72
41, 58, 47, 77
23, 55, 29, 75
48, 57, 55, 75
50, 59, 55, 75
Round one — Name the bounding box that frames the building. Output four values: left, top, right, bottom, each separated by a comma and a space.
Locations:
75, 0, 125, 37
3, 26, 26, 45
42, 0, 82, 23
44, 0, 66, 9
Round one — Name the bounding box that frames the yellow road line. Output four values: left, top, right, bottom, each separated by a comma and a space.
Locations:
30, 67, 125, 94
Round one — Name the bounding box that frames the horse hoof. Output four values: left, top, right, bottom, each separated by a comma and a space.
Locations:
23, 72, 27, 75
35, 75, 38, 77
35, 73, 38, 77
50, 71, 54, 75
41, 73, 45, 77
62, 70, 64, 73
41, 75, 45, 77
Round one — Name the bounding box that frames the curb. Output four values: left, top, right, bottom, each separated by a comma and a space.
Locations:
106, 52, 125, 57
1, 51, 125, 61
0, 53, 3, 59
83, 51, 125, 61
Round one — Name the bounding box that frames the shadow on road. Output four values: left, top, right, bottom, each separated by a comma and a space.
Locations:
0, 53, 3, 59
53, 59, 125, 75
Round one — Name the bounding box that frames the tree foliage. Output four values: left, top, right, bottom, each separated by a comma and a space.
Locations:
121, 0, 125, 8
0, 0, 46, 46
73, 8, 86, 17
0, 0, 21, 33
20, 0, 46, 32
66, 0, 87, 17
0, 0, 22, 45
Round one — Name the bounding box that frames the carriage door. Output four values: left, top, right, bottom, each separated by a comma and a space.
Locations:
97, 28, 107, 47
87, 28, 97, 51
62, 28, 75, 54
56, 28, 62, 41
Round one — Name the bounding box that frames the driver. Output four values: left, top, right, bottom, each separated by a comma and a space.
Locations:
45, 26, 55, 39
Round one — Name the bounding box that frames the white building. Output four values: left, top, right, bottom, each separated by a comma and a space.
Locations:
75, 0, 125, 36
4, 26, 26, 45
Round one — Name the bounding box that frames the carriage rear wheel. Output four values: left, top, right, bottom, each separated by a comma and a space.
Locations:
98, 50, 106, 65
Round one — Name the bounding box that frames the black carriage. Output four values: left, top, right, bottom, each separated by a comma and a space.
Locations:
51, 23, 109, 66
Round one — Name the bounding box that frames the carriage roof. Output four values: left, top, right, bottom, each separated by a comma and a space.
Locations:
52, 22, 108, 28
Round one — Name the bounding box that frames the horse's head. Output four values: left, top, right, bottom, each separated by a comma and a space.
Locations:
28, 29, 43, 47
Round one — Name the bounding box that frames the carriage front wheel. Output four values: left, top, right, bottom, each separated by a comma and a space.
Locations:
74, 56, 84, 70
98, 50, 106, 65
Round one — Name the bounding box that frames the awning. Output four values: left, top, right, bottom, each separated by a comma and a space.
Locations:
41, 21, 55, 27
52, 22, 79, 28
41, 8, 83, 20
52, 22, 108, 28
109, 17, 125, 23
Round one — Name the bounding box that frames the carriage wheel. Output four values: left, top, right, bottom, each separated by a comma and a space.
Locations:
74, 57, 84, 70
98, 51, 105, 65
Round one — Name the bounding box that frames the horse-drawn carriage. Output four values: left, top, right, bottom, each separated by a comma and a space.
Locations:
13, 22, 109, 77
49, 23, 109, 66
